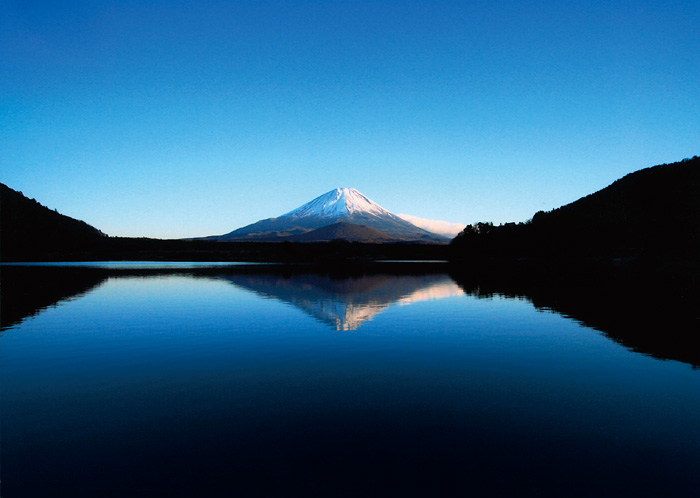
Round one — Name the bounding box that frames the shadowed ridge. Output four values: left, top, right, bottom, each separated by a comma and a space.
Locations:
451, 156, 700, 258
283, 222, 398, 243
1, 183, 107, 261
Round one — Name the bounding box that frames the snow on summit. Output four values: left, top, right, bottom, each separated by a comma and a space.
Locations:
284, 188, 390, 219
214, 187, 450, 242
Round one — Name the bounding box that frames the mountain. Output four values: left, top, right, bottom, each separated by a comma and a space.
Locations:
284, 222, 398, 243
451, 156, 700, 258
214, 188, 449, 243
1, 183, 107, 261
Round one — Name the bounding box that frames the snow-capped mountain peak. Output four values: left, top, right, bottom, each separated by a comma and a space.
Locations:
214, 187, 450, 243
283, 188, 390, 219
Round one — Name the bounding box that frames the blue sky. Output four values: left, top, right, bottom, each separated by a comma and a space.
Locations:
2, 0, 699, 238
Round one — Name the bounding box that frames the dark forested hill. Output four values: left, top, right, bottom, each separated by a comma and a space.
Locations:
284, 222, 398, 243
0, 183, 107, 261
451, 156, 700, 259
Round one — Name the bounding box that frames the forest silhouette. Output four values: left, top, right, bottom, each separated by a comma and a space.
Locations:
451, 156, 700, 259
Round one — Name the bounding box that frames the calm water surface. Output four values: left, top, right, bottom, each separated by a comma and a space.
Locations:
1, 265, 698, 497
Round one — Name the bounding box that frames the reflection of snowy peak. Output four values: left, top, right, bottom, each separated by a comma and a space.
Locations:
214, 188, 448, 243
219, 273, 464, 330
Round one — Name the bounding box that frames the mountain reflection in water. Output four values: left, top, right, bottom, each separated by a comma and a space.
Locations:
218, 273, 463, 330
1, 263, 698, 366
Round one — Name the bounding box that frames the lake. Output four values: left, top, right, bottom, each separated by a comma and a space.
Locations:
1, 263, 698, 497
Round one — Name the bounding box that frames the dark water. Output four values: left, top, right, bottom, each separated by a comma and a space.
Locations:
1, 264, 698, 497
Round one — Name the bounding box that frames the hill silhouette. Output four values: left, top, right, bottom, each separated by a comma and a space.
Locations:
1, 183, 106, 261
451, 156, 700, 259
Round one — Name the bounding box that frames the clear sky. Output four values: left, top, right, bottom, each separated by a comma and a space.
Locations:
2, 0, 698, 238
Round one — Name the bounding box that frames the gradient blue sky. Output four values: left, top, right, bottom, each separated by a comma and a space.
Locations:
2, 0, 699, 238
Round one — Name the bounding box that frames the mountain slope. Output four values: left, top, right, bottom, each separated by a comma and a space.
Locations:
284, 222, 398, 243
216, 188, 448, 243
1, 183, 107, 261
